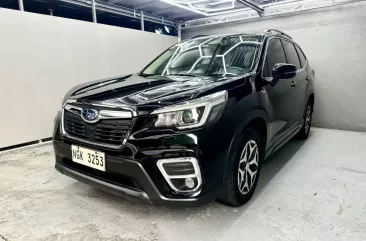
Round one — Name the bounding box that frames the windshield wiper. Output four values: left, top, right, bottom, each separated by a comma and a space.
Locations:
139, 73, 163, 77
170, 74, 201, 77
139, 73, 202, 78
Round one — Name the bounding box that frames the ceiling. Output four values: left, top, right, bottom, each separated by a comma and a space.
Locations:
99, 0, 284, 21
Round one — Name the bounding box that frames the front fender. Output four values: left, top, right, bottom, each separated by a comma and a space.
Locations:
222, 108, 269, 184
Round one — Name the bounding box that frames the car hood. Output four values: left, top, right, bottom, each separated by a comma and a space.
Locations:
66, 74, 240, 112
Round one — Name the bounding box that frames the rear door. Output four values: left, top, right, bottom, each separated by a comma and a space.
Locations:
295, 44, 310, 117
282, 40, 308, 124
263, 38, 296, 144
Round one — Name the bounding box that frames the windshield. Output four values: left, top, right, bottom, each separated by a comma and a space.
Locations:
141, 35, 263, 77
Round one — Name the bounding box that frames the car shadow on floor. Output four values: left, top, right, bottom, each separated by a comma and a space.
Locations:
69, 132, 311, 234
253, 135, 309, 200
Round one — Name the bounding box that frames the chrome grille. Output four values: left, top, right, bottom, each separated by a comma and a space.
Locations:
62, 105, 132, 148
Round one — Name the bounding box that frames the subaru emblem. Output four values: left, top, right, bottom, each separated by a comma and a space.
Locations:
81, 108, 99, 122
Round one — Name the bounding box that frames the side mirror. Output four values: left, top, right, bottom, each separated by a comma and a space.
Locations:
271, 63, 297, 86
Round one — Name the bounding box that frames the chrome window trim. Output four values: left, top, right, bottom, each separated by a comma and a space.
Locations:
61, 100, 135, 149
156, 157, 202, 194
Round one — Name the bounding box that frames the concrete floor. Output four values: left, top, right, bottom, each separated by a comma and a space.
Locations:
0, 128, 365, 241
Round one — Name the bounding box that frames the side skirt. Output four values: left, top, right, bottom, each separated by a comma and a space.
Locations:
264, 121, 303, 159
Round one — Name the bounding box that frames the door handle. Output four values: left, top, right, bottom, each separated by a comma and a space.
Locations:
305, 76, 309, 81
291, 81, 296, 87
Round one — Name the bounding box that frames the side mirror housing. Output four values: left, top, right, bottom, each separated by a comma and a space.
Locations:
271, 63, 297, 86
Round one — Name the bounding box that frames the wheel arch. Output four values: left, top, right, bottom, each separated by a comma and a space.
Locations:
303, 93, 315, 118
237, 109, 269, 150
243, 117, 267, 152
222, 109, 269, 184
308, 93, 315, 109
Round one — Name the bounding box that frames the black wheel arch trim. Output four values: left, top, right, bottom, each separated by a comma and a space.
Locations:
221, 108, 269, 185
303, 92, 315, 118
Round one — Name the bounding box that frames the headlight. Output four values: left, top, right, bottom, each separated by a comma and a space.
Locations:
151, 90, 227, 129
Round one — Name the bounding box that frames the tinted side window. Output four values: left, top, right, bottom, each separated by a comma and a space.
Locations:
295, 45, 307, 68
282, 40, 301, 70
264, 38, 287, 77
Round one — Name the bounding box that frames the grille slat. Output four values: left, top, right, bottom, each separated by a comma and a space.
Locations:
63, 109, 132, 147
64, 115, 130, 130
65, 127, 123, 140
67, 133, 122, 144
65, 123, 128, 135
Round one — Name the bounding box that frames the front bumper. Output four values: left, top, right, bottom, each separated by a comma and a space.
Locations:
55, 162, 152, 204
53, 140, 220, 206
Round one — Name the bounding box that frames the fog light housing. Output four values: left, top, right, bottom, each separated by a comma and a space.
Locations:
157, 157, 202, 194
185, 177, 195, 189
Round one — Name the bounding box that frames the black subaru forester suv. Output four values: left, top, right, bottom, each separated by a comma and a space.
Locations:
53, 29, 314, 207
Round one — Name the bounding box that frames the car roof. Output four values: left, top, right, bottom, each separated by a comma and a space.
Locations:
185, 29, 293, 43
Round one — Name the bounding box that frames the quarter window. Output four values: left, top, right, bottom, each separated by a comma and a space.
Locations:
295, 45, 307, 68
282, 40, 301, 70
264, 38, 287, 77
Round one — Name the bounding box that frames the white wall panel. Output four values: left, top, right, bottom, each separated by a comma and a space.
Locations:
0, 8, 177, 148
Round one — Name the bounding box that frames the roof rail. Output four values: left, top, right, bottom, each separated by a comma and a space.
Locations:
264, 28, 292, 39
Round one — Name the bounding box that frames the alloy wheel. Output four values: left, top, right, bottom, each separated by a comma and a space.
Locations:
237, 140, 259, 195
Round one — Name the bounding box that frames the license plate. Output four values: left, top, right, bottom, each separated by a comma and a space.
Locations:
71, 145, 106, 171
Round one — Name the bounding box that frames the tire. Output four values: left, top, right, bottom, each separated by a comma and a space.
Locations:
296, 102, 313, 140
219, 128, 263, 207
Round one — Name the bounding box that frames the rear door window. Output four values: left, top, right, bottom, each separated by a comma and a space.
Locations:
282, 40, 301, 70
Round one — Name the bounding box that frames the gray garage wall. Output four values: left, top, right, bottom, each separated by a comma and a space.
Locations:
0, 8, 177, 148
183, 1, 366, 132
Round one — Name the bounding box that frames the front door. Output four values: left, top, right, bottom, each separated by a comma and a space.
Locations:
263, 38, 296, 146
281, 39, 308, 125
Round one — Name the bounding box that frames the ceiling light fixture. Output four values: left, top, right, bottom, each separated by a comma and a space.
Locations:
164, 26, 170, 33
160, 0, 209, 16
160, 0, 237, 16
